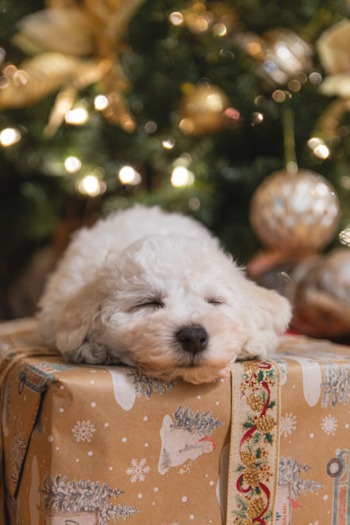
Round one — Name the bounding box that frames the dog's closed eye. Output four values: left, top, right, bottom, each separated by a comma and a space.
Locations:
207, 297, 225, 305
134, 298, 165, 310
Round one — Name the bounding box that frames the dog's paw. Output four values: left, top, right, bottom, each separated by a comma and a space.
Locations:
239, 280, 292, 359
62, 339, 110, 365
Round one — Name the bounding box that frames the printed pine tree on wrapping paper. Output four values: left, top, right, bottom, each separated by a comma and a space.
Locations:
321, 363, 350, 408
158, 404, 224, 474
39, 475, 139, 524
172, 405, 223, 436
278, 457, 322, 500
127, 369, 179, 399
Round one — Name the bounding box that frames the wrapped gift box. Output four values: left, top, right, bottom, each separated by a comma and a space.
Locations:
1, 318, 350, 525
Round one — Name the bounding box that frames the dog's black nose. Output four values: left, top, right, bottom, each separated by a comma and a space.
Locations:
175, 324, 208, 355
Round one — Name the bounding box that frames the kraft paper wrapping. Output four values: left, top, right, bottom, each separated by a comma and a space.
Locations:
0, 319, 350, 525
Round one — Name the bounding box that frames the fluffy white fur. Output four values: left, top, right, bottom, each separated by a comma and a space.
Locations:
37, 205, 291, 384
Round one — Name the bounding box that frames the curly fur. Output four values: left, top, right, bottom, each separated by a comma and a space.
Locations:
37, 205, 291, 383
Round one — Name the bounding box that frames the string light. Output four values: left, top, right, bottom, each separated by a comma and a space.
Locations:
307, 137, 330, 159
313, 144, 330, 159
171, 166, 195, 187
0, 127, 21, 146
64, 156, 82, 173
251, 112, 264, 126
65, 107, 89, 125
118, 165, 142, 185
213, 23, 227, 37
77, 174, 105, 197
162, 138, 175, 150
94, 95, 109, 111
169, 11, 184, 25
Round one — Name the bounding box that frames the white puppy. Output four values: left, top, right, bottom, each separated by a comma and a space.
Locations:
37, 205, 291, 384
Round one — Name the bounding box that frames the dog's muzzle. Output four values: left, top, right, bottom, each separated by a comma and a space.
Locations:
175, 324, 208, 355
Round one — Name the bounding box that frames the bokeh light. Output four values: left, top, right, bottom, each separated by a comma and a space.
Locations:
0, 127, 21, 146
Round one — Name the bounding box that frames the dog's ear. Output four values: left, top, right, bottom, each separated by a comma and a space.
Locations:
236, 276, 292, 359
55, 280, 108, 364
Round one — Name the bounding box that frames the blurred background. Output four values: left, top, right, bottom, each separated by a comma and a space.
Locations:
0, 0, 350, 342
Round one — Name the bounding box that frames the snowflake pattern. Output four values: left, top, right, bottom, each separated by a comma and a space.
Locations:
280, 413, 297, 438
71, 420, 96, 442
126, 458, 150, 483
321, 415, 337, 435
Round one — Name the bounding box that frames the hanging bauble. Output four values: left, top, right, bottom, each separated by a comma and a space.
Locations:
236, 28, 312, 86
179, 83, 229, 135
249, 169, 340, 252
286, 249, 350, 339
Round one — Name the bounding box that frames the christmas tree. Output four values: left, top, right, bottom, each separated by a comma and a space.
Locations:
1, 0, 350, 329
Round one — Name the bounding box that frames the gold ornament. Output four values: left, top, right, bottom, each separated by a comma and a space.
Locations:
250, 169, 341, 252
237, 28, 312, 86
316, 20, 350, 138
0, 0, 145, 135
318, 20, 350, 98
179, 83, 229, 135
287, 249, 350, 339
255, 415, 276, 433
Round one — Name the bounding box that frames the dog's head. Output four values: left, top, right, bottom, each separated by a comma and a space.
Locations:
56, 235, 291, 383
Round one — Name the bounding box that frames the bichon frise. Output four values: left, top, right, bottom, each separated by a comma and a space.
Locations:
37, 206, 291, 384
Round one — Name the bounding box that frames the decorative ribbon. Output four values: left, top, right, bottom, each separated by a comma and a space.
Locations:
226, 360, 281, 525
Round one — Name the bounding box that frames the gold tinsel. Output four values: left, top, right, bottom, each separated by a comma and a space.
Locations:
0, 0, 146, 135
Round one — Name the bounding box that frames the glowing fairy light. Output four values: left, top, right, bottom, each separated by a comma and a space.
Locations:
118, 165, 141, 185
162, 137, 175, 149
314, 144, 330, 159
0, 127, 21, 146
307, 137, 330, 159
77, 174, 105, 197
213, 23, 227, 37
94, 95, 109, 111
171, 166, 195, 187
65, 107, 89, 125
64, 156, 82, 173
169, 11, 184, 25
206, 93, 225, 111
307, 137, 322, 149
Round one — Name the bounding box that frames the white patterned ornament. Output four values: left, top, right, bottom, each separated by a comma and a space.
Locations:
250, 169, 340, 251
